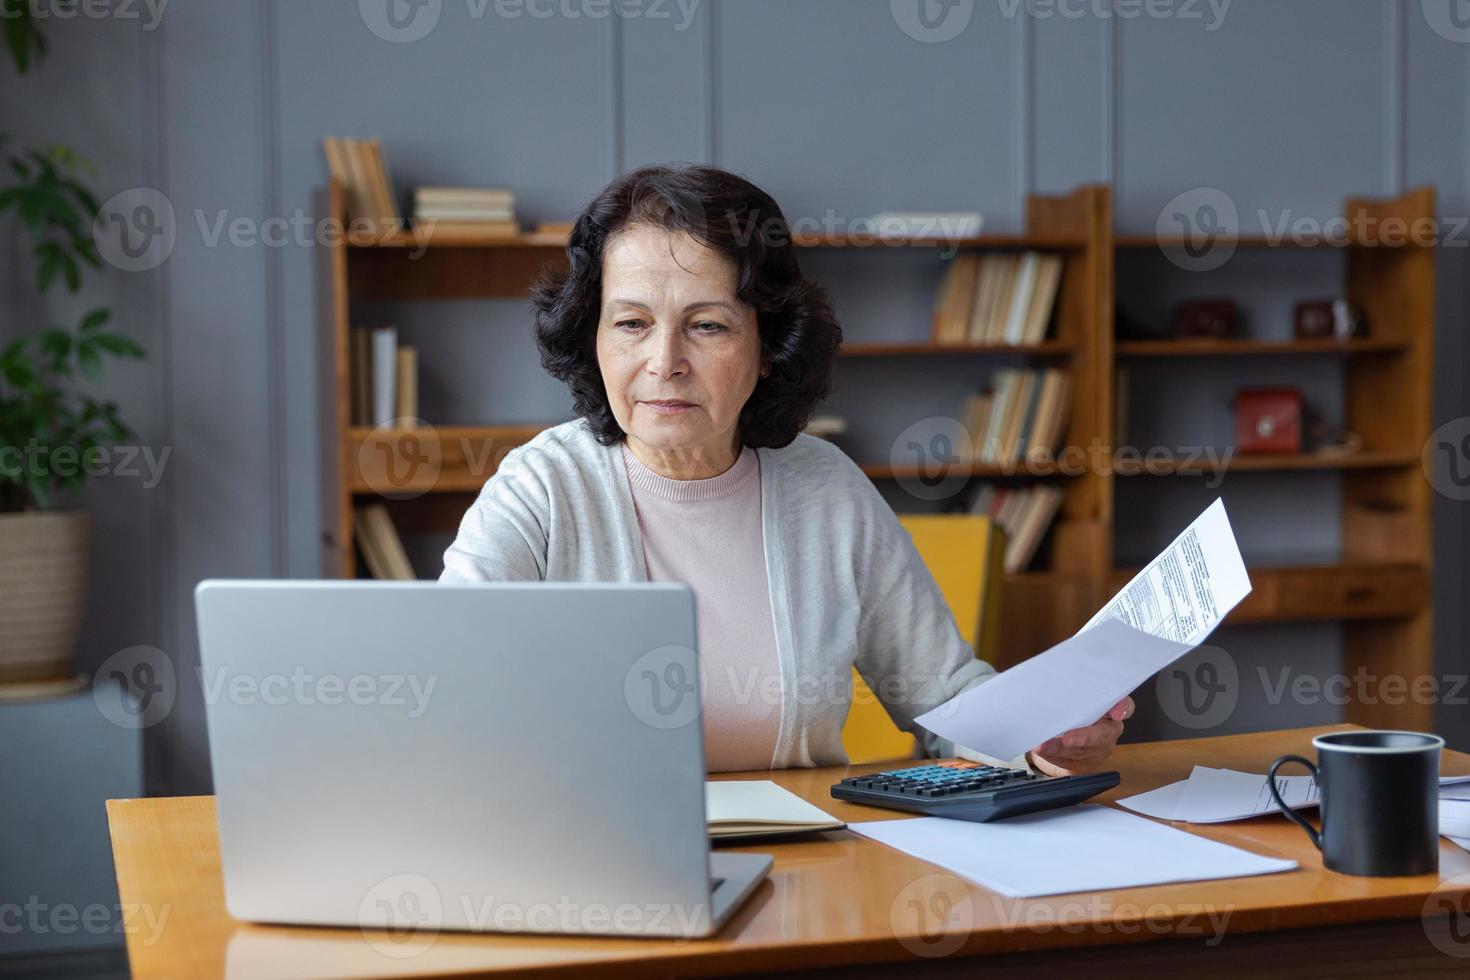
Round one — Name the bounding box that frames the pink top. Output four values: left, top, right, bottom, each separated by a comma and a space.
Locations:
620, 441, 782, 772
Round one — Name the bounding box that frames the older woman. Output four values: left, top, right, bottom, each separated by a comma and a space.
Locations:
440, 165, 1131, 774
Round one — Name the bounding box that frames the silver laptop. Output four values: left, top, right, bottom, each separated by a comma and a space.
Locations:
195, 580, 771, 939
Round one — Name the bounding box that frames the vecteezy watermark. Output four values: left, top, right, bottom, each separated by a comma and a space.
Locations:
0, 440, 170, 490
1155, 644, 1239, 730
1423, 874, 1470, 959
989, 894, 1233, 945
356, 874, 708, 956
358, 0, 700, 43
358, 874, 442, 958
91, 191, 442, 272
1259, 667, 1469, 709
1, 0, 169, 30
0, 898, 172, 947
92, 645, 176, 730
1423, 417, 1470, 501
357, 419, 443, 500
195, 666, 438, 718
93, 187, 176, 273
889, 874, 974, 958
624, 644, 702, 730
888, 420, 1237, 502
1421, 0, 1470, 44
994, 0, 1232, 31
1155, 187, 1240, 272
890, 0, 973, 42
1150, 186, 1469, 271
727, 209, 977, 259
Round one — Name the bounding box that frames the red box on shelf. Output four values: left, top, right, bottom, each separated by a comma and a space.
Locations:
1234, 387, 1303, 454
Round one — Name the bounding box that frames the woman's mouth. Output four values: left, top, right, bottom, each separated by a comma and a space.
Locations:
642, 400, 695, 415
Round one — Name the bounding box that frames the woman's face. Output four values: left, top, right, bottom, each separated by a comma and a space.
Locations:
596, 223, 765, 473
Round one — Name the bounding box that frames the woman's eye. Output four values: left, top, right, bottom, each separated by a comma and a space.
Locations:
693, 321, 726, 333
615, 319, 645, 330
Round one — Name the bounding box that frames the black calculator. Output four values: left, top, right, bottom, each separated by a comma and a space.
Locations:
831, 760, 1119, 823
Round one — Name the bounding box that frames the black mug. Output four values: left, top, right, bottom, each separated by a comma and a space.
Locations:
1268, 730, 1443, 877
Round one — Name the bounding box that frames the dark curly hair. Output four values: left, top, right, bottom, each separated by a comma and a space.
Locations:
533, 164, 843, 448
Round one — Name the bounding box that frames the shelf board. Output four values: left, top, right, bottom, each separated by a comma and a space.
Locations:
1115, 233, 1429, 250
1107, 562, 1429, 623
347, 227, 1088, 252
348, 228, 568, 249
842, 340, 1074, 357
1114, 449, 1419, 476
1116, 338, 1408, 357
792, 231, 1087, 249
348, 424, 551, 494
862, 461, 1068, 480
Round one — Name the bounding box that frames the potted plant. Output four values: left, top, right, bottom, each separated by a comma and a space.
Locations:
1, 7, 145, 683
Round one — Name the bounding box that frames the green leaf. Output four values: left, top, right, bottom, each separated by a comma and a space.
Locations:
34, 242, 59, 293
91, 333, 144, 358
59, 251, 80, 292
76, 343, 101, 380
79, 308, 110, 332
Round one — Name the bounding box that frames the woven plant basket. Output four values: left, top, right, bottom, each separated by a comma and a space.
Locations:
0, 510, 90, 684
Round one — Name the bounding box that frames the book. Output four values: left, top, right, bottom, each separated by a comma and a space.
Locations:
371, 327, 398, 427
1003, 485, 1065, 573
1021, 254, 1063, 344
411, 220, 520, 241
322, 136, 399, 234
1002, 252, 1040, 344
394, 346, 418, 426
353, 503, 415, 581
866, 211, 982, 239
349, 327, 372, 427
980, 370, 1017, 463
802, 415, 847, 439
364, 138, 400, 229
705, 780, 845, 841
966, 256, 1001, 343
1004, 370, 1043, 463
931, 253, 979, 345
984, 255, 1019, 343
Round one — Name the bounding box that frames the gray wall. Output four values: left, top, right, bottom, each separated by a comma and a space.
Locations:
3, 0, 1468, 792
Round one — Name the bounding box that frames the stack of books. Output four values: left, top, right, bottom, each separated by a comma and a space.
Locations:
931, 251, 1064, 346
412, 187, 518, 237
322, 137, 400, 234
349, 326, 418, 428
968, 483, 1066, 573
353, 502, 415, 580
960, 368, 1072, 465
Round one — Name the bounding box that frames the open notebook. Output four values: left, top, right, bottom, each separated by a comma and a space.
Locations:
706, 780, 845, 840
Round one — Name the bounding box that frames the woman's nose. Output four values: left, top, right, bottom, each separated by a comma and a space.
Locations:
646, 326, 687, 378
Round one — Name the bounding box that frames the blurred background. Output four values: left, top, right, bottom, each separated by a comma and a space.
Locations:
3, 0, 1469, 973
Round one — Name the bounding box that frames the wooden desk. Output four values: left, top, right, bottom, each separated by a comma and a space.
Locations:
109, 725, 1470, 978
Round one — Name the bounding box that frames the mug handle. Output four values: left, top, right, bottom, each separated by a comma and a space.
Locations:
1267, 754, 1322, 850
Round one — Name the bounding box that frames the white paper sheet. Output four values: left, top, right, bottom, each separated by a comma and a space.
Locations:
1441, 799, 1470, 840
915, 618, 1193, 762
915, 500, 1250, 760
1118, 769, 1470, 823
1082, 498, 1252, 645
849, 805, 1297, 898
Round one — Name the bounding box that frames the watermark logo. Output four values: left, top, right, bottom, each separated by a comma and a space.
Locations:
359, 873, 441, 957
359, 0, 443, 43
1156, 644, 1237, 730
891, 416, 973, 501
93, 187, 176, 273
196, 666, 437, 718
1156, 187, 1238, 271
891, 0, 974, 42
357, 418, 443, 500
624, 644, 701, 730
1423, 417, 1470, 501
890, 874, 974, 957
92, 645, 175, 730
1422, 0, 1470, 43
1423, 874, 1470, 958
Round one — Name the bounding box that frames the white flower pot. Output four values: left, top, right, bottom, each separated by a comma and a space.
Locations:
0, 510, 90, 683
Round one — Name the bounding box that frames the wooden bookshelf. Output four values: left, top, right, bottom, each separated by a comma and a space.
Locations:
321, 180, 1436, 729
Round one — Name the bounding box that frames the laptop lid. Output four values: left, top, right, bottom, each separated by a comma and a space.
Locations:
195, 580, 718, 938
